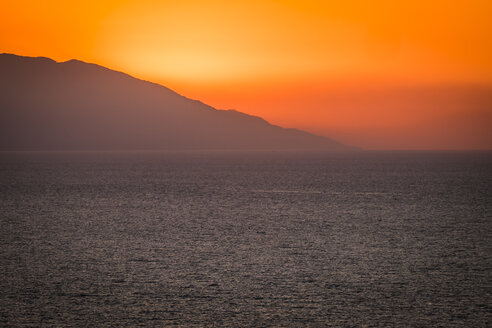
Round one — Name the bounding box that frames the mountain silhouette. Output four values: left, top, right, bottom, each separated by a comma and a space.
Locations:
0, 53, 354, 151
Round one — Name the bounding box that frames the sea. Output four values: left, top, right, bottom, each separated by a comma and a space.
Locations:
0, 151, 490, 327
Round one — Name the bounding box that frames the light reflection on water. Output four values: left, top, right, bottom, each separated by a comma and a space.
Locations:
0, 151, 490, 327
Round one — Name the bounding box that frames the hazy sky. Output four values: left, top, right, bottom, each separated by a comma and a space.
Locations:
1, 0, 491, 149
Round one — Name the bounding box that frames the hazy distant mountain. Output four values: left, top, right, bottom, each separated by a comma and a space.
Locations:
0, 53, 353, 151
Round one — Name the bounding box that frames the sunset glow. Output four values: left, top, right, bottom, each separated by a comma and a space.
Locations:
1, 0, 491, 149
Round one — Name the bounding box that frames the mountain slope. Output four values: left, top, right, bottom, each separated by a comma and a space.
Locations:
0, 54, 353, 151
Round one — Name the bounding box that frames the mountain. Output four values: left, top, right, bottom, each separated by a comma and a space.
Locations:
0, 53, 354, 151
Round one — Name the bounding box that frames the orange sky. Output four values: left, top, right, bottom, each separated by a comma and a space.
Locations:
1, 0, 491, 149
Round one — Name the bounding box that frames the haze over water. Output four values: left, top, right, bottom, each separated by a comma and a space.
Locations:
0, 151, 490, 327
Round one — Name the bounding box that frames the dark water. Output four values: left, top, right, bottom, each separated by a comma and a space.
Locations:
0, 151, 490, 327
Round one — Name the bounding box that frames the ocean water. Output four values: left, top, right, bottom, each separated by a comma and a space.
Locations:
0, 151, 490, 327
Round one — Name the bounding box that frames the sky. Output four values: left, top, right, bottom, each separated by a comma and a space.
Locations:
1, 0, 491, 149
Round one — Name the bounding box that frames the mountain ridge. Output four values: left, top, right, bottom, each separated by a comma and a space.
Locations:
0, 53, 356, 151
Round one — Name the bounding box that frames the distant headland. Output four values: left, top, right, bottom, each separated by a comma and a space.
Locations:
0, 53, 356, 151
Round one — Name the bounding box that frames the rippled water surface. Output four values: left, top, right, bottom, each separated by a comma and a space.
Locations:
0, 151, 491, 327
